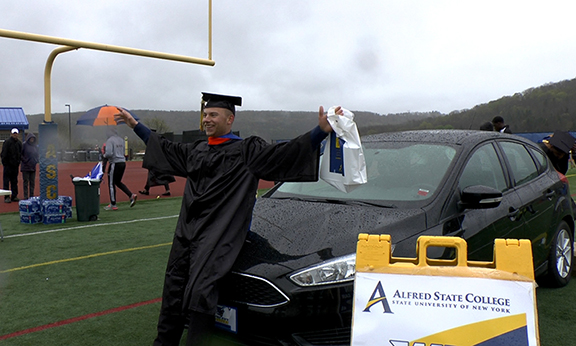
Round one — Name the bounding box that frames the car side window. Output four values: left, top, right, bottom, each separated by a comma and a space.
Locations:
528, 146, 548, 173
499, 141, 539, 186
459, 143, 507, 192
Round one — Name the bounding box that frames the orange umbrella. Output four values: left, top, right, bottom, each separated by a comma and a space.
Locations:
76, 105, 138, 126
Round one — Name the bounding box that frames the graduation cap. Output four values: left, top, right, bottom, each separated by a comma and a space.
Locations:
200, 92, 242, 131
201, 92, 242, 115
549, 130, 576, 154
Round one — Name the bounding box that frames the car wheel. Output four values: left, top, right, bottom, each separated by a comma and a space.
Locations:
539, 220, 573, 288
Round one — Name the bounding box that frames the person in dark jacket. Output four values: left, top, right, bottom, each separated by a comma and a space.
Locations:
139, 129, 174, 196
492, 116, 512, 133
21, 133, 39, 200
139, 169, 174, 196
114, 93, 344, 346
479, 122, 493, 131
1, 128, 23, 203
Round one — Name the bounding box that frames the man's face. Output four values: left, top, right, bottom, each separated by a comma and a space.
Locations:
203, 107, 234, 137
11, 132, 19, 139
492, 122, 503, 131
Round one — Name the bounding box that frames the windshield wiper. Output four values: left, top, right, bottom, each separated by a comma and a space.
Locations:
324, 199, 397, 208
272, 196, 322, 202
272, 196, 397, 208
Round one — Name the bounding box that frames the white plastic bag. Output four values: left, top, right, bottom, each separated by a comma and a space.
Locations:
320, 107, 367, 193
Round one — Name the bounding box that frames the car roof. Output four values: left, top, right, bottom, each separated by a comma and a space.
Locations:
362, 129, 526, 146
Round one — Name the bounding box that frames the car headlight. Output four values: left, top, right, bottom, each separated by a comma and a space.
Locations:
289, 254, 356, 286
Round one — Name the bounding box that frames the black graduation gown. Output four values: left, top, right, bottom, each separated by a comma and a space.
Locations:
147, 170, 176, 187
539, 142, 569, 174
143, 131, 321, 316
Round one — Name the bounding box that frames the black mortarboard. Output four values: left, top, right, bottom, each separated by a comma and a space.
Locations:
201, 92, 242, 115
549, 130, 576, 154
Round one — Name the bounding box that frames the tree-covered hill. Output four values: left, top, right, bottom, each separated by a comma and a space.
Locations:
371, 77, 576, 133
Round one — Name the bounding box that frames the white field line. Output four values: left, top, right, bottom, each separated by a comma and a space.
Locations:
3, 215, 179, 239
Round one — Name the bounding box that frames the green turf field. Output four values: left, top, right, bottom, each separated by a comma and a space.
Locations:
0, 197, 177, 345
1, 177, 575, 345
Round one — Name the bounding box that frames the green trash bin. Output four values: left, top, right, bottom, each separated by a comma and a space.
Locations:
72, 178, 101, 221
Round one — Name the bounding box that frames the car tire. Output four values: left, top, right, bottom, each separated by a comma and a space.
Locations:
539, 220, 573, 288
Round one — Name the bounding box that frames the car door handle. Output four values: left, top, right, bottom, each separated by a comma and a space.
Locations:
544, 190, 555, 200
508, 207, 520, 221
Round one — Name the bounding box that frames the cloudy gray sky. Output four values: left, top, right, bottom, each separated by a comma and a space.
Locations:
2, 1, 576, 116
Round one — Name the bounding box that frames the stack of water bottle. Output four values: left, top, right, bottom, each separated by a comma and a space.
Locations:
19, 196, 73, 224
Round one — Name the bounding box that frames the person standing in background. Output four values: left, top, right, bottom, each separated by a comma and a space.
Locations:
103, 126, 137, 210
21, 133, 39, 200
479, 122, 493, 131
138, 129, 174, 197
1, 128, 22, 203
139, 169, 174, 197
492, 116, 512, 133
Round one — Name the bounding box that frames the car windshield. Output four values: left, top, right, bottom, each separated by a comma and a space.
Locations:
271, 142, 457, 206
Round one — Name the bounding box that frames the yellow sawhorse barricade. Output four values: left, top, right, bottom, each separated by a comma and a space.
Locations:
351, 235, 539, 346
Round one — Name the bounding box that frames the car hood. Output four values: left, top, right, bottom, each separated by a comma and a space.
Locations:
232, 197, 427, 278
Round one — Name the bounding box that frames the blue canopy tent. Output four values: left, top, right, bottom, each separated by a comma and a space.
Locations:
0, 107, 29, 133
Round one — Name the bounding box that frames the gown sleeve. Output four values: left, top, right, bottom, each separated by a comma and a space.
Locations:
142, 132, 197, 178
243, 129, 327, 182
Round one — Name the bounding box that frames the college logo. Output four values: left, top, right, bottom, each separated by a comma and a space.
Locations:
363, 281, 393, 313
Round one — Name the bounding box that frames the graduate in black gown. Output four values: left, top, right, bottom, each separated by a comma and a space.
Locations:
114, 93, 343, 346
539, 130, 576, 175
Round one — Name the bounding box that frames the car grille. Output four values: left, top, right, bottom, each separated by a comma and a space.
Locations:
291, 327, 351, 346
221, 272, 290, 308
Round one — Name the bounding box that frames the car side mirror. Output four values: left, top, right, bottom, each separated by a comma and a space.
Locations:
459, 185, 503, 209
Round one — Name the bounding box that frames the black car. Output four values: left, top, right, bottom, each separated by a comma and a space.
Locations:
216, 130, 574, 346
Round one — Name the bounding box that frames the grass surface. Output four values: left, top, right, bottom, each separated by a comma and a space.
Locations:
1, 177, 576, 345
0, 197, 178, 345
